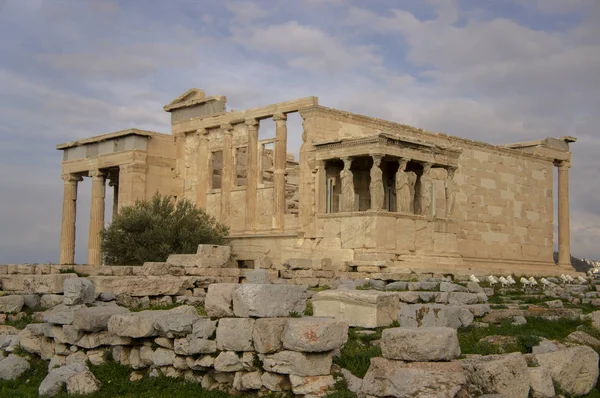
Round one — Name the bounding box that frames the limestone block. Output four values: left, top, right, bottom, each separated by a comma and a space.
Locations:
464, 304, 491, 317
362, 358, 467, 397
43, 304, 86, 325
260, 350, 333, 376
205, 283, 240, 318
385, 281, 408, 291
22, 294, 40, 309
233, 371, 263, 390
0, 354, 30, 380
65, 370, 101, 395
174, 336, 216, 355
74, 331, 131, 349
154, 312, 199, 337
408, 281, 439, 291
63, 278, 95, 305
397, 291, 420, 304
566, 331, 600, 348
312, 290, 398, 328
440, 282, 468, 292
112, 346, 131, 365
281, 318, 348, 352
245, 269, 271, 284
38, 363, 88, 396
534, 346, 599, 396
232, 284, 307, 318
467, 282, 484, 293
282, 258, 314, 270
399, 304, 474, 328
40, 295, 64, 309
253, 318, 287, 354
261, 372, 290, 391
191, 318, 217, 339
289, 374, 334, 395
448, 292, 480, 305
72, 305, 130, 332
107, 306, 197, 338
152, 348, 175, 367
89, 276, 192, 297
462, 352, 530, 398
528, 367, 555, 398
381, 327, 460, 361
0, 295, 24, 313
216, 318, 255, 351
0, 274, 76, 294
214, 351, 244, 372
167, 245, 231, 268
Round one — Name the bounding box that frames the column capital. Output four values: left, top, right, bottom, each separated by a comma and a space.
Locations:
245, 118, 259, 127
421, 162, 433, 172
88, 169, 105, 179
370, 153, 383, 165
342, 156, 353, 169
398, 158, 409, 170
221, 123, 233, 133
273, 112, 287, 122
61, 173, 83, 183
555, 160, 571, 169
446, 166, 457, 177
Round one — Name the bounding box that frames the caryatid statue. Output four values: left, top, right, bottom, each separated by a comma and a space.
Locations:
395, 158, 411, 213
370, 155, 384, 210
419, 162, 433, 216
445, 167, 457, 218
340, 157, 355, 212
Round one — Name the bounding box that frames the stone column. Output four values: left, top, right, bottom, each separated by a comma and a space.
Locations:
59, 173, 82, 265
273, 112, 287, 231
445, 167, 457, 218
196, 128, 210, 208
418, 162, 433, 216
557, 160, 572, 267
107, 169, 119, 221
88, 169, 106, 265
221, 123, 234, 226
340, 157, 355, 212
245, 119, 259, 231
395, 159, 410, 213
370, 154, 384, 210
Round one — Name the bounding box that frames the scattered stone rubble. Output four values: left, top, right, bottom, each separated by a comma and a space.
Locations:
1, 264, 600, 396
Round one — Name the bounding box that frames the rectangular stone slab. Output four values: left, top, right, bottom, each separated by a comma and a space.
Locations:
312, 290, 399, 328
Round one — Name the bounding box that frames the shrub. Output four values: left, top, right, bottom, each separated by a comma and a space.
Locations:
102, 193, 228, 265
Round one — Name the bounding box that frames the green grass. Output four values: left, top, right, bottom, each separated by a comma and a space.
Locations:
5, 313, 35, 330
304, 301, 314, 316
458, 316, 588, 356
309, 285, 330, 292
333, 328, 382, 378
325, 377, 357, 398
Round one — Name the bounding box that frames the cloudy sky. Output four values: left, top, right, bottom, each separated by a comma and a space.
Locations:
1, 0, 599, 264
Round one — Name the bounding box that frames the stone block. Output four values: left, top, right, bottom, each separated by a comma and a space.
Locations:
107, 305, 197, 338
408, 281, 439, 291
381, 327, 460, 361
312, 290, 398, 328
174, 336, 216, 355
362, 358, 467, 397
385, 281, 408, 291
448, 292, 480, 305
289, 374, 334, 395
167, 245, 231, 268
0, 295, 24, 313
260, 350, 333, 376
72, 305, 130, 332
462, 352, 530, 398
89, 276, 192, 297
261, 372, 290, 391
40, 294, 64, 309
534, 346, 599, 396
233, 371, 263, 390
0, 354, 30, 380
191, 318, 217, 339
399, 304, 474, 328
216, 318, 255, 351
205, 283, 239, 318
282, 258, 314, 270
232, 284, 307, 318
281, 318, 348, 352
74, 331, 131, 349
528, 367, 555, 398
43, 304, 86, 325
0, 274, 76, 294
154, 312, 199, 337
440, 282, 468, 292
214, 351, 243, 372
253, 318, 287, 354
63, 278, 95, 306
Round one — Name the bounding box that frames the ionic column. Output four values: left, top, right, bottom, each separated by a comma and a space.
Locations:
245, 119, 259, 231
88, 169, 106, 265
196, 128, 210, 208
273, 112, 287, 231
557, 160, 572, 267
370, 154, 384, 210
107, 169, 119, 220
59, 173, 82, 265
340, 157, 355, 212
221, 123, 234, 226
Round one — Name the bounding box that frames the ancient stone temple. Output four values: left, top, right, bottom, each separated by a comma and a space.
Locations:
57, 89, 576, 275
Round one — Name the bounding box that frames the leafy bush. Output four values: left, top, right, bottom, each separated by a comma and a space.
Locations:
102, 194, 228, 265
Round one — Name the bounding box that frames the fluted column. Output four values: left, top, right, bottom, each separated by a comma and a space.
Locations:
88, 169, 106, 265
107, 169, 119, 221
370, 154, 384, 210
557, 160, 571, 267
221, 123, 234, 226
196, 128, 210, 208
273, 112, 287, 231
59, 173, 82, 264
245, 119, 259, 231
340, 157, 355, 212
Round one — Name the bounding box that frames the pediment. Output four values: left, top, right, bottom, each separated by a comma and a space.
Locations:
163, 88, 206, 111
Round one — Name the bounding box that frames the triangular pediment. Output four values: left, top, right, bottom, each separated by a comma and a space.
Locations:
164, 88, 206, 110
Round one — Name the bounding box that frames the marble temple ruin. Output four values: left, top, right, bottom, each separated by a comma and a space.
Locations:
57, 89, 577, 275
